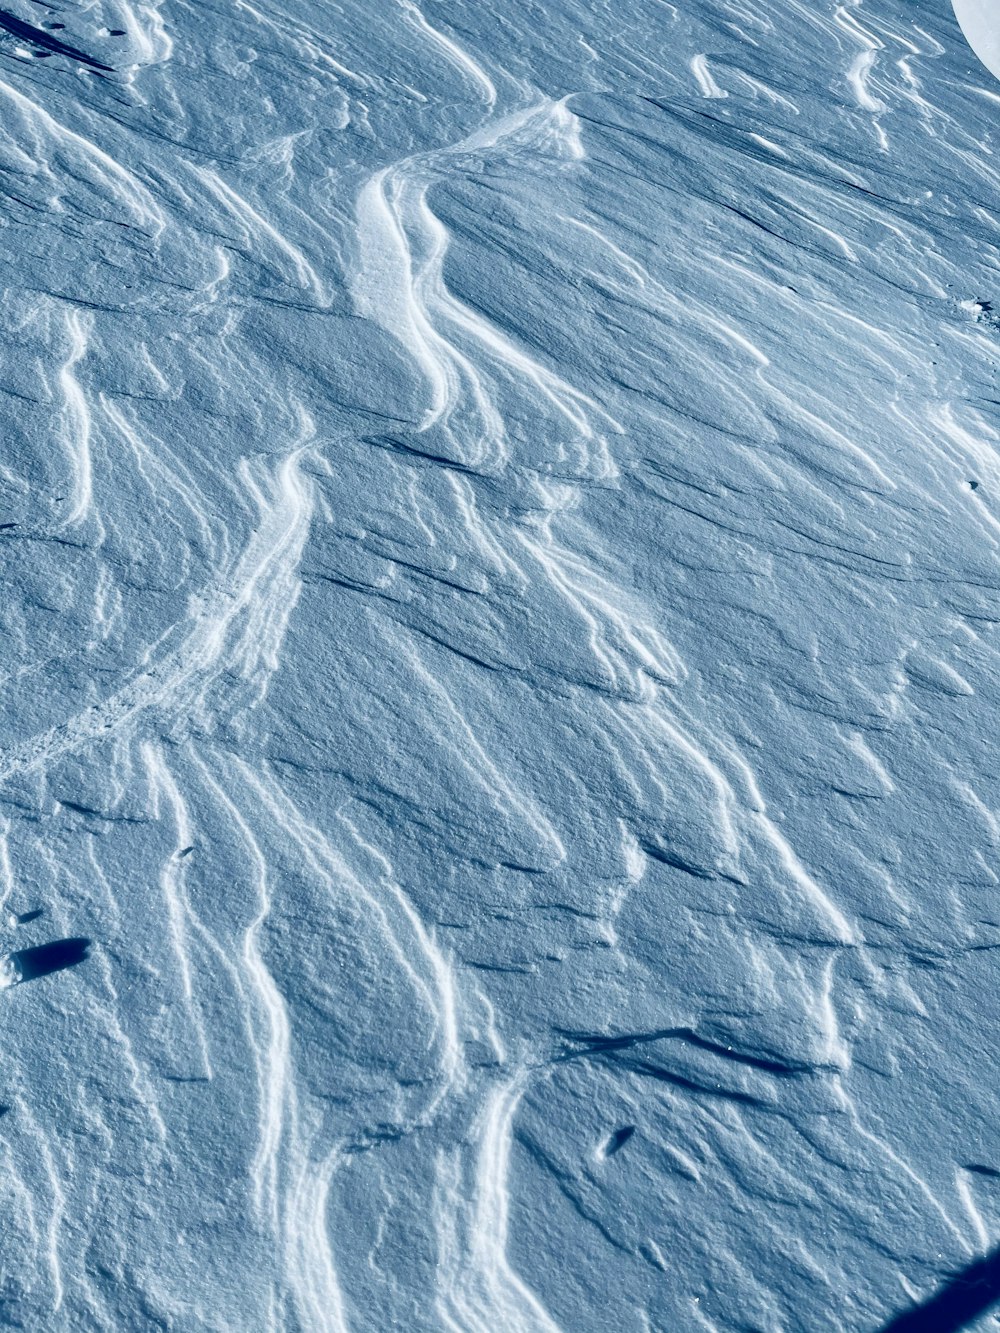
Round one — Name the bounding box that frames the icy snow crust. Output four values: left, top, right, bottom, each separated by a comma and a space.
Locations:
0, 0, 997, 1328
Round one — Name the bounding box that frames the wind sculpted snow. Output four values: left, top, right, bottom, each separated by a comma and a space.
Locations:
0, 0, 998, 1329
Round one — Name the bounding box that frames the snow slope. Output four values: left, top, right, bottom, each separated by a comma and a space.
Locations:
0, 0, 997, 1328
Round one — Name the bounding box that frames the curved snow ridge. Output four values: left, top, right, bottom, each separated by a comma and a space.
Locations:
188, 164, 331, 307
351, 97, 619, 481
114, 0, 174, 74
0, 430, 315, 785
0, 77, 165, 234
398, 0, 497, 108
183, 750, 352, 1333
171, 748, 494, 1328
54, 308, 98, 534
435, 1071, 562, 1333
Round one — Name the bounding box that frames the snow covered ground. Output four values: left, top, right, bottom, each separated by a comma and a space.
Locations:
0, 0, 998, 1328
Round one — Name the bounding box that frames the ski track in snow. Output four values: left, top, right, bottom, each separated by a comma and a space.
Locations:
0, 0, 997, 1328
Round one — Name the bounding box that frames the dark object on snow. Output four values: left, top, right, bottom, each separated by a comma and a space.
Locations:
0, 10, 113, 71
7, 937, 91, 984
880, 1245, 1000, 1332
604, 1125, 636, 1157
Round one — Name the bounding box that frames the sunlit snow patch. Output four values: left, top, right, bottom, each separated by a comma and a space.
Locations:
952, 0, 1000, 81
0, 953, 21, 988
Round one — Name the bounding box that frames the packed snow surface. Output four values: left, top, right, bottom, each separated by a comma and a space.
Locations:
0, 0, 999, 1329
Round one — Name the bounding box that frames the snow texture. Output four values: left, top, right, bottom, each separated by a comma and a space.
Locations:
0, 0, 997, 1329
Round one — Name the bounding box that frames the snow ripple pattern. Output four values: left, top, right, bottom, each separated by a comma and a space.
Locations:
0, 0, 996, 1329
